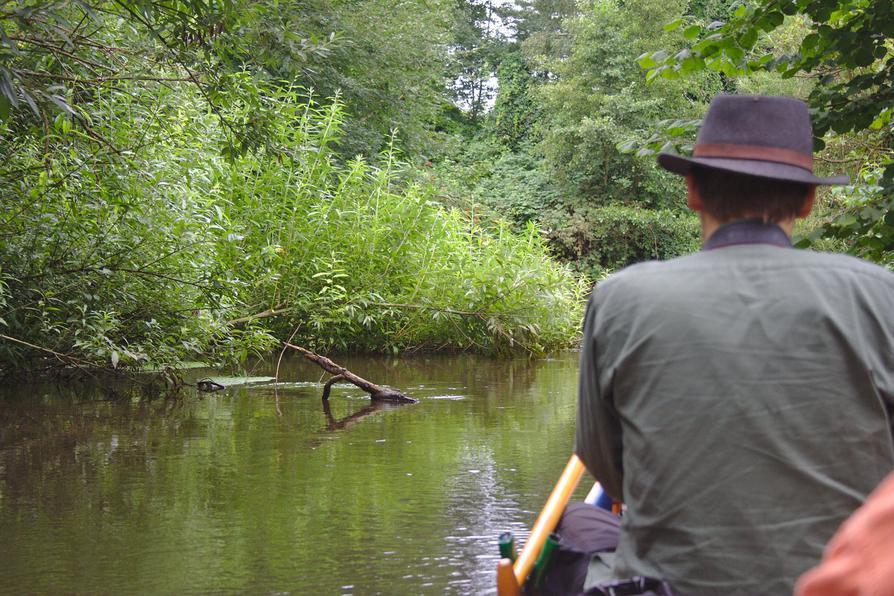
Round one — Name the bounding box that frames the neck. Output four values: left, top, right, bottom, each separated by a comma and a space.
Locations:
700, 214, 795, 243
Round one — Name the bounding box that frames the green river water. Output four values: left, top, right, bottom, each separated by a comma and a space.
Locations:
0, 352, 585, 595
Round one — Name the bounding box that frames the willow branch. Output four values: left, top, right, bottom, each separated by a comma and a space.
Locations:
15, 69, 192, 83
0, 333, 93, 367
7, 35, 113, 71
228, 303, 290, 325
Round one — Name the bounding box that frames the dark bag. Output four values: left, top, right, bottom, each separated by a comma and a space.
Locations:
524, 502, 620, 595
582, 577, 675, 596
525, 502, 674, 596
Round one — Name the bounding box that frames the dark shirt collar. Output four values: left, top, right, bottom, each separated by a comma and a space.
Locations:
703, 219, 792, 251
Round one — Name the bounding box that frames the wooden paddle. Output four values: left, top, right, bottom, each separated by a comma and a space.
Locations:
497, 454, 587, 595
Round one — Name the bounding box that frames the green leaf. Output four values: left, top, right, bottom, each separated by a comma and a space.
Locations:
0, 94, 9, 121
739, 29, 758, 49
664, 18, 683, 32
801, 33, 820, 52
681, 55, 706, 73
758, 11, 784, 32
691, 39, 720, 54
836, 214, 858, 228
683, 25, 702, 40
21, 89, 39, 118
853, 46, 875, 67
720, 60, 739, 76
48, 94, 77, 117
726, 46, 745, 63
660, 67, 681, 80
637, 52, 657, 68
767, 11, 784, 26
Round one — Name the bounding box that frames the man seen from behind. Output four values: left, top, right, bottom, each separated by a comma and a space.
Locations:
575, 94, 894, 594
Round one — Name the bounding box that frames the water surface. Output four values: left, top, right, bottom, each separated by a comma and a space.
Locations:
0, 352, 585, 594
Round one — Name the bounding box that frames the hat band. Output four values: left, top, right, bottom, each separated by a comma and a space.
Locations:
693, 143, 813, 171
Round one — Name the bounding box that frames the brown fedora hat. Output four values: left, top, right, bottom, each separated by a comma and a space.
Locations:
657, 95, 848, 185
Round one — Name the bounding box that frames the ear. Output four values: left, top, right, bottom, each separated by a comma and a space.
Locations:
686, 174, 703, 212
797, 186, 817, 218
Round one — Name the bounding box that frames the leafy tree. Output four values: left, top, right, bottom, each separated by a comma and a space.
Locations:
0, 0, 457, 161
433, 0, 710, 276
513, 0, 578, 72
639, 0, 894, 265
491, 49, 540, 148
230, 0, 454, 158
447, 0, 510, 122
0, 0, 336, 157
537, 0, 721, 209
543, 204, 700, 279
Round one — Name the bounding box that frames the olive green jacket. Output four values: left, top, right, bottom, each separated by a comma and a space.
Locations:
576, 241, 894, 595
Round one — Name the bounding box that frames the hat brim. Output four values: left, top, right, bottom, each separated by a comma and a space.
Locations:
657, 153, 849, 186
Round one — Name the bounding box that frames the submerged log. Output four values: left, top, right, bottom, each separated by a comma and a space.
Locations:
284, 343, 418, 404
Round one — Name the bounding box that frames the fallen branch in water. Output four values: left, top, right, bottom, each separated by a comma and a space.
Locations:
283, 343, 417, 404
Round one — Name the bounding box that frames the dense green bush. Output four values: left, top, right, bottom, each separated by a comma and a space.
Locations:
544, 205, 701, 280
431, 136, 561, 226
216, 87, 588, 356
0, 73, 587, 375
431, 130, 699, 283
0, 81, 244, 372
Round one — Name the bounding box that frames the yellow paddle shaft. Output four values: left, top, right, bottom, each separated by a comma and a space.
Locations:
512, 454, 586, 587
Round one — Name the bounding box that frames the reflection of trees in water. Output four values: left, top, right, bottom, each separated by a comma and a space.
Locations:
0, 383, 206, 506
0, 354, 581, 595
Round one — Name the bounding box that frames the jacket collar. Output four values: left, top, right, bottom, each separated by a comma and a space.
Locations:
703, 219, 792, 250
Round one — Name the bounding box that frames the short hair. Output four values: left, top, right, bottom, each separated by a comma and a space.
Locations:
690, 166, 813, 223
